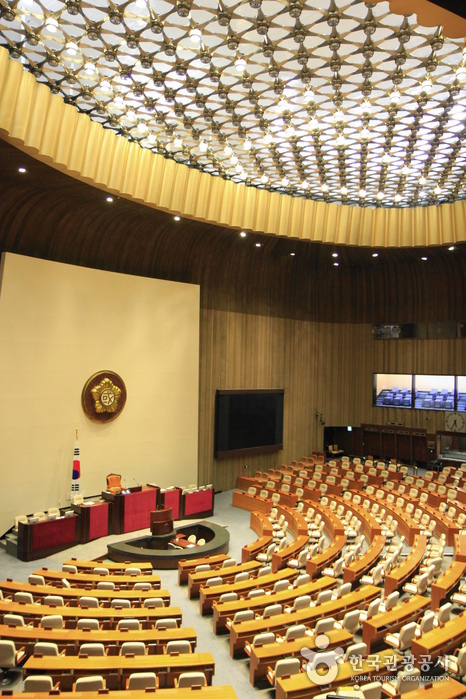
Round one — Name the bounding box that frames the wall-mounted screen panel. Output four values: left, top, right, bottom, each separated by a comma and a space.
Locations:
414, 374, 455, 411
215, 389, 284, 459
373, 374, 413, 408
457, 376, 466, 413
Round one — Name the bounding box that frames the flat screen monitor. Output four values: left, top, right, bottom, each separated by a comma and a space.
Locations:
457, 376, 466, 413
215, 389, 284, 458
373, 374, 413, 408
414, 374, 455, 411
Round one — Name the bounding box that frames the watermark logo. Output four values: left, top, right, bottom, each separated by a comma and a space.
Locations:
301, 633, 345, 685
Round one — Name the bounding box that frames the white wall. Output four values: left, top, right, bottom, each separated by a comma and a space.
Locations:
0, 253, 200, 535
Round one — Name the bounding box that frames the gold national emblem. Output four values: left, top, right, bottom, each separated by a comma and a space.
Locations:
91, 378, 121, 414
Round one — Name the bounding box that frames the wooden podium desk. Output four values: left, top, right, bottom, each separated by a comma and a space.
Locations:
0, 622, 197, 656
23, 651, 215, 690
71, 500, 109, 543
182, 488, 214, 519
102, 485, 158, 534
17, 515, 78, 562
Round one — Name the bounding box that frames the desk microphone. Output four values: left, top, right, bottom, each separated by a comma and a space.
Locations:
133, 477, 139, 487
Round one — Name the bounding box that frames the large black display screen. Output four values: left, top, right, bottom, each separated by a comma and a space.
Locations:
215, 389, 284, 458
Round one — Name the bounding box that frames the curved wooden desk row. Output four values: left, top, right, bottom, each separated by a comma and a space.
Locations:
330, 495, 382, 541
383, 534, 427, 595
62, 560, 154, 575
228, 584, 380, 657
188, 560, 261, 600
23, 652, 215, 690
178, 554, 230, 586
0, 581, 170, 607
211, 576, 338, 633
0, 600, 182, 628
359, 493, 420, 545
198, 568, 299, 617
0, 623, 197, 655
4, 689, 237, 699
34, 568, 161, 590
362, 594, 430, 652
240, 512, 274, 563
412, 609, 466, 669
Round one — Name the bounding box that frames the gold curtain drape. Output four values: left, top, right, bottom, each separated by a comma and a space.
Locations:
0, 48, 465, 248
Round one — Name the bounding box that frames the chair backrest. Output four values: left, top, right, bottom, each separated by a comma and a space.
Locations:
34, 641, 59, 656
233, 610, 254, 623
44, 594, 64, 607
365, 597, 380, 618
28, 574, 46, 585
13, 514, 28, 531
273, 657, 301, 682
437, 602, 452, 625
222, 558, 237, 568
206, 576, 223, 587
345, 641, 367, 661
79, 643, 106, 657
293, 595, 311, 611
92, 567, 109, 575
117, 619, 141, 630
248, 486, 257, 495
314, 617, 335, 634
177, 672, 207, 688
257, 565, 272, 577
248, 588, 265, 599
285, 624, 307, 640
155, 618, 177, 629
77, 618, 100, 630
342, 610, 360, 633
419, 611, 435, 634
166, 640, 191, 654
360, 681, 383, 699
252, 632, 276, 647
384, 591, 399, 611
0, 640, 17, 668
143, 597, 164, 608
121, 641, 146, 656
259, 489, 269, 499
62, 564, 78, 574
74, 676, 105, 691
294, 573, 311, 587
72, 493, 84, 505
4, 614, 25, 628
40, 615, 63, 629
396, 668, 421, 692
14, 591, 34, 604
263, 604, 283, 618
398, 622, 418, 650
195, 564, 210, 573
106, 473, 122, 492
235, 571, 250, 583
112, 598, 131, 608
96, 581, 115, 590
127, 672, 157, 690
23, 676, 54, 692
79, 596, 99, 608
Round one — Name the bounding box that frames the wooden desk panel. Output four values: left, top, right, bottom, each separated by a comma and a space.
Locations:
0, 580, 170, 606
362, 494, 420, 546
384, 534, 427, 595
232, 490, 272, 514
362, 595, 430, 652
212, 576, 337, 633
0, 600, 182, 628
412, 610, 466, 669
241, 511, 274, 563
62, 559, 154, 575
199, 568, 298, 620
178, 554, 230, 585
12, 688, 237, 699
188, 560, 261, 599
0, 623, 197, 655
248, 628, 353, 685
430, 560, 466, 610
306, 534, 347, 579
343, 534, 386, 583
229, 584, 380, 657
23, 651, 215, 690
399, 678, 466, 699
34, 568, 161, 589
275, 648, 401, 699
454, 534, 466, 562
271, 535, 310, 574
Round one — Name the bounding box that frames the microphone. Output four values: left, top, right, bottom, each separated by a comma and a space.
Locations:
133, 477, 139, 487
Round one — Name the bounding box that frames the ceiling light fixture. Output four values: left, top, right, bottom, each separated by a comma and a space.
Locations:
18, 167, 26, 173
174, 215, 181, 221
372, 252, 379, 257
235, 56, 246, 73
240, 231, 247, 237
44, 17, 58, 33
189, 27, 202, 44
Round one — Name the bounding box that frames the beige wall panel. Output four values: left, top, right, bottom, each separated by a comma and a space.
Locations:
0, 254, 199, 536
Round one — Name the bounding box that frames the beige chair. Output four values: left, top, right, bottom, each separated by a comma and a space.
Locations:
13, 515, 28, 532
79, 596, 99, 608
267, 657, 301, 686
120, 641, 146, 656
14, 591, 34, 605
439, 646, 466, 680
166, 640, 191, 654
3, 614, 27, 628
117, 618, 141, 631
176, 672, 206, 688
155, 618, 176, 629
0, 640, 26, 684
79, 643, 106, 657
74, 676, 105, 692
77, 618, 100, 630
33, 642, 60, 656
111, 598, 131, 609
126, 672, 157, 690
40, 615, 63, 630
23, 676, 55, 692
384, 621, 418, 651
382, 667, 420, 695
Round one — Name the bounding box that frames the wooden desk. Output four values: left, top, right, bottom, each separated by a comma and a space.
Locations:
343, 534, 386, 584
454, 534, 466, 562
275, 647, 401, 699
306, 534, 347, 579
362, 494, 420, 545
211, 576, 337, 633
240, 511, 274, 563
362, 594, 431, 652
178, 554, 230, 585
102, 485, 158, 535
399, 678, 466, 699
10, 687, 238, 699
34, 568, 161, 589
23, 651, 215, 689
62, 559, 154, 575
188, 560, 261, 599
71, 500, 109, 543
430, 560, 466, 610
17, 516, 78, 562
272, 535, 309, 574
0, 600, 182, 628
229, 584, 380, 657
412, 610, 466, 669
331, 495, 382, 541
0, 580, 170, 606
384, 534, 427, 594
232, 490, 271, 514
0, 623, 197, 656
248, 628, 353, 685
199, 568, 299, 620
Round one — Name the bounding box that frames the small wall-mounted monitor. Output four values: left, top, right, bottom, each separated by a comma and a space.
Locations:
457, 376, 466, 413
373, 374, 413, 408
215, 389, 284, 459
414, 374, 455, 411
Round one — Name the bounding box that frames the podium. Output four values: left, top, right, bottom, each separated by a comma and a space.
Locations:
72, 500, 109, 543
17, 515, 78, 561
102, 485, 158, 534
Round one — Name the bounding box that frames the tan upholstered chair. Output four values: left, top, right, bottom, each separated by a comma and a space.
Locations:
106, 473, 122, 494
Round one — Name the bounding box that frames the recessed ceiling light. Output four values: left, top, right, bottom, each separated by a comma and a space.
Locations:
106, 196, 113, 202
421, 256, 428, 261
18, 167, 26, 173
333, 262, 339, 267
332, 253, 338, 258
240, 231, 247, 238
290, 252, 296, 256
255, 242, 261, 247
174, 216, 180, 221
372, 253, 379, 258
448, 246, 455, 251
